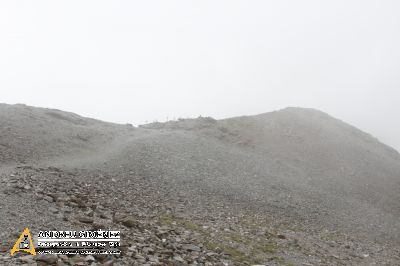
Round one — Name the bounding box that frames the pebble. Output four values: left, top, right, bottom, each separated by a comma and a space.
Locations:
35, 254, 58, 264
78, 216, 94, 223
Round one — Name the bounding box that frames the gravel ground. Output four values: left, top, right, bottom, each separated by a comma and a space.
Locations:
0, 104, 399, 265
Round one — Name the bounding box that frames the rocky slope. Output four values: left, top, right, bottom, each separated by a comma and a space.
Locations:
0, 104, 399, 265
0, 103, 130, 164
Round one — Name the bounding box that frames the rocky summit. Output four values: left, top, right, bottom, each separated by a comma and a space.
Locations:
0, 103, 399, 265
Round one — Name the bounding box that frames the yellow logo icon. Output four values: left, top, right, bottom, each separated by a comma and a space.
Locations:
11, 228, 36, 256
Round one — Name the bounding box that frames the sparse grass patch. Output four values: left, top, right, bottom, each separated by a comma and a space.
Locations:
205, 240, 219, 251
270, 256, 294, 266
249, 257, 264, 265
181, 220, 200, 231
159, 213, 290, 265
324, 231, 340, 241
204, 240, 259, 264
222, 245, 246, 259
228, 233, 250, 244
159, 213, 176, 225
159, 213, 200, 231
258, 243, 277, 253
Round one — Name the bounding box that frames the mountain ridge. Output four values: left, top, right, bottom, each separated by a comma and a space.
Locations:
1, 103, 399, 265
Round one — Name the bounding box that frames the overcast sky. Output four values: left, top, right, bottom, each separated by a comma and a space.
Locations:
1, 1, 399, 150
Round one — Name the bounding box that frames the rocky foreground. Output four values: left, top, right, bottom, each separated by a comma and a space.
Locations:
0, 104, 399, 265
1, 165, 398, 266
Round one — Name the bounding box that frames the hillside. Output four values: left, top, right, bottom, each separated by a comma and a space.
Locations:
139, 108, 400, 241
0, 103, 133, 164
1, 104, 399, 265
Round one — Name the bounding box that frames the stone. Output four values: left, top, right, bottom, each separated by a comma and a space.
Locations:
85, 255, 95, 262
122, 217, 137, 228
103, 259, 115, 266
277, 234, 286, 239
59, 255, 69, 262
36, 254, 58, 264
78, 216, 94, 224
56, 260, 67, 266
69, 255, 86, 265
113, 212, 127, 223
49, 207, 58, 213
174, 255, 185, 262
18, 255, 34, 263
182, 244, 201, 252
92, 221, 106, 229
43, 195, 54, 202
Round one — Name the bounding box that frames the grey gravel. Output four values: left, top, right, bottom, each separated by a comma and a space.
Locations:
0, 103, 399, 265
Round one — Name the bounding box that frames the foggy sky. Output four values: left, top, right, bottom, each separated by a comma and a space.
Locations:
1, 1, 399, 151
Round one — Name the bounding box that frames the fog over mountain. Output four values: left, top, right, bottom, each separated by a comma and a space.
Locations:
1, 1, 400, 150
